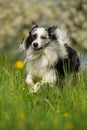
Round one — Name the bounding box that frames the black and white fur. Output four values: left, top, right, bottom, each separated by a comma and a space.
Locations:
19, 22, 80, 93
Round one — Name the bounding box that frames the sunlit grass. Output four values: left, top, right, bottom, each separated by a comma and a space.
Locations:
0, 54, 87, 130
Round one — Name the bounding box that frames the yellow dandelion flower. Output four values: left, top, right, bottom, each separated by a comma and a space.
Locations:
18, 112, 25, 120
14, 61, 24, 69
66, 121, 73, 129
64, 113, 71, 118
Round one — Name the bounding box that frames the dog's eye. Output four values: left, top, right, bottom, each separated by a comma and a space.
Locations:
41, 36, 47, 39
32, 34, 37, 39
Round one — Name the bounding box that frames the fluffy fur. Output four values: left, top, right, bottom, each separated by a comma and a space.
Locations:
19, 22, 80, 93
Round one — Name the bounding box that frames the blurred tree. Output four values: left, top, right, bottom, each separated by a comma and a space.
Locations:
0, 0, 87, 52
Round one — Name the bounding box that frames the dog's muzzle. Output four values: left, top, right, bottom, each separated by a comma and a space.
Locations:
32, 42, 42, 51
32, 41, 50, 51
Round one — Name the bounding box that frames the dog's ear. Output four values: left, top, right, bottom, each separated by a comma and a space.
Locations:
32, 21, 38, 29
47, 26, 57, 35
47, 26, 57, 40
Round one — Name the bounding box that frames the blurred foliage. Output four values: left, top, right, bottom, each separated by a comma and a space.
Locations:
0, 0, 87, 52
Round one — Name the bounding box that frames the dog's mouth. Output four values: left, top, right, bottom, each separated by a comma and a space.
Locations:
32, 42, 50, 52
33, 47, 43, 51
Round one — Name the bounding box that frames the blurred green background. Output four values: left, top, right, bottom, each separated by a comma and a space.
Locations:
0, 0, 87, 53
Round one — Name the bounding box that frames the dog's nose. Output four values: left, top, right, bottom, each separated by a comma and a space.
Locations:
33, 43, 38, 48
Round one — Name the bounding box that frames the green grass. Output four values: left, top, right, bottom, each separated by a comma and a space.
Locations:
0, 54, 87, 130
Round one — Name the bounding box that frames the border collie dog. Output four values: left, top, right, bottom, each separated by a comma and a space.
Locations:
19, 22, 80, 93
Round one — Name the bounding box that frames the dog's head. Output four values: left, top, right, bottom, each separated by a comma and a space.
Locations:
18, 22, 69, 56
26, 22, 51, 52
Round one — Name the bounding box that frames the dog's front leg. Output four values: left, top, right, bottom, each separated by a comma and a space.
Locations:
26, 74, 43, 93
26, 74, 33, 85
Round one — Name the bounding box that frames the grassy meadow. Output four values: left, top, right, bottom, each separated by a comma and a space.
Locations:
0, 54, 87, 130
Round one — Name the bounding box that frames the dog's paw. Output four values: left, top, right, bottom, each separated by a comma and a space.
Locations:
26, 74, 33, 85
29, 82, 41, 94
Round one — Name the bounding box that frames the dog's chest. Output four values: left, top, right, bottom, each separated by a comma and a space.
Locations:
26, 54, 51, 76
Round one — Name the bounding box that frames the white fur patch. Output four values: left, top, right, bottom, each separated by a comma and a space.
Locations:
17, 39, 26, 53
26, 74, 33, 85
55, 28, 70, 45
